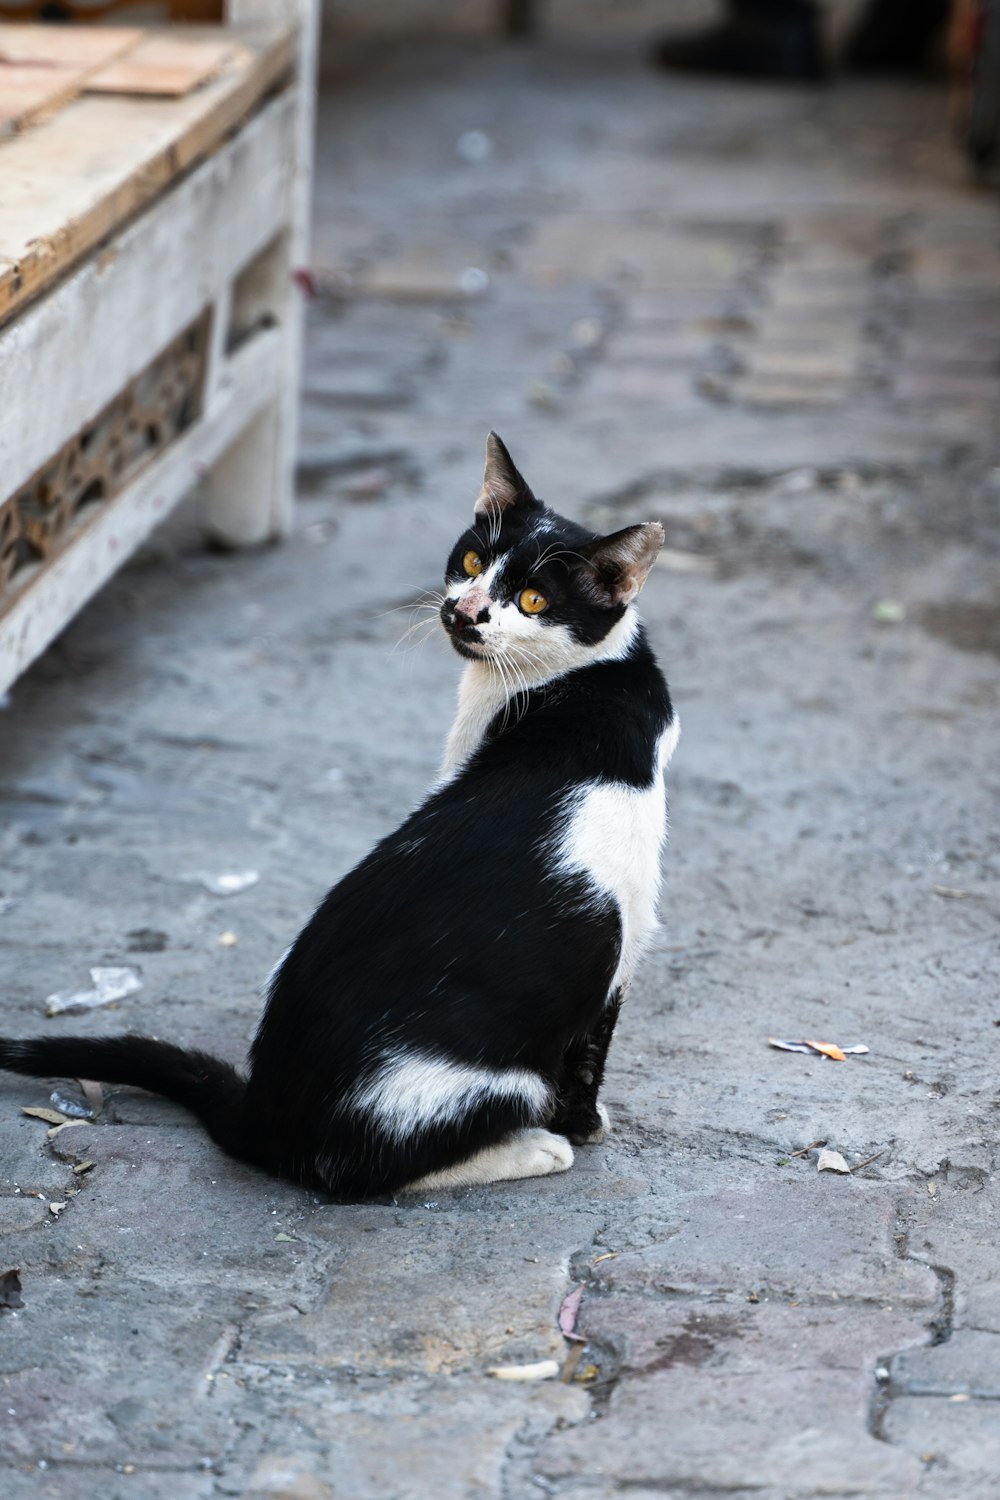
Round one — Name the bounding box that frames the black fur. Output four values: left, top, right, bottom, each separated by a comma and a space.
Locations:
0, 438, 674, 1200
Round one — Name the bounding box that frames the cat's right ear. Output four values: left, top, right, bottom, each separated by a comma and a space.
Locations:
474, 432, 538, 521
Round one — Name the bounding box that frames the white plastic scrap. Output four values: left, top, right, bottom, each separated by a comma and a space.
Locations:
45, 966, 142, 1017
485, 1360, 560, 1382
198, 871, 260, 896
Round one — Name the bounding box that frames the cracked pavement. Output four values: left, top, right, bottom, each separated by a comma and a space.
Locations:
2, 20, 1000, 1500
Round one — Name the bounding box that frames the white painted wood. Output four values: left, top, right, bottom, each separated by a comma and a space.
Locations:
0, 329, 281, 697
0, 92, 297, 501
0, 1, 318, 689
220, 0, 319, 543
204, 395, 286, 546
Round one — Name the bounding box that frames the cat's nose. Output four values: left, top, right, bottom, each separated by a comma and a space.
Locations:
453, 596, 490, 630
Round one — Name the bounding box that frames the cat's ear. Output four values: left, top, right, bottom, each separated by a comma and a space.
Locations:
578, 523, 664, 606
474, 432, 538, 520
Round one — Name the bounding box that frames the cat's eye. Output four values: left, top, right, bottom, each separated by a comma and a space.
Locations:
463, 551, 484, 578
518, 588, 549, 616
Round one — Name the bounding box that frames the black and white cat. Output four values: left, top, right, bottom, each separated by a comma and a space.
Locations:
0, 434, 677, 1198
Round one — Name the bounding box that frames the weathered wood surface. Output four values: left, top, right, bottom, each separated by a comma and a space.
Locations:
0, 24, 141, 131
85, 32, 240, 96
0, 22, 141, 66
0, 22, 294, 328
0, 90, 297, 501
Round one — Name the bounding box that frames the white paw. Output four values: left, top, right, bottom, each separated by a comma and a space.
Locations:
514, 1127, 574, 1178
581, 1102, 610, 1145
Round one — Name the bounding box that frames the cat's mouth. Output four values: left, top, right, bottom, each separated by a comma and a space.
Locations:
449, 632, 491, 661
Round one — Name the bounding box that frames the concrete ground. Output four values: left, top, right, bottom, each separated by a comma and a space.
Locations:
2, 26, 1000, 1500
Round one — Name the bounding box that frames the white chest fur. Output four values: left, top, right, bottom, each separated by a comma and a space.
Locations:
438, 611, 642, 785
554, 720, 679, 995
439, 665, 510, 782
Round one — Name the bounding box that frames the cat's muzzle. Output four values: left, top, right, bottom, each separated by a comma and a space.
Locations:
440, 600, 488, 656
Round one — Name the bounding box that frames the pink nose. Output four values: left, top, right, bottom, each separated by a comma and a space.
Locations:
455, 587, 490, 626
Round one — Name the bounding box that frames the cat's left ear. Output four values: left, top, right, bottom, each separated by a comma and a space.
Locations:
474, 432, 539, 521
579, 523, 664, 606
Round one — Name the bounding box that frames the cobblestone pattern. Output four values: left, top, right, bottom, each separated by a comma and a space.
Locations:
2, 29, 999, 1500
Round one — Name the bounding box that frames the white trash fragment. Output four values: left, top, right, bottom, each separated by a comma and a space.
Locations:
571, 317, 604, 350
50, 1089, 93, 1119
198, 871, 260, 897
459, 267, 490, 297
456, 129, 493, 164
817, 1148, 852, 1175
486, 1359, 560, 1382
46, 966, 142, 1017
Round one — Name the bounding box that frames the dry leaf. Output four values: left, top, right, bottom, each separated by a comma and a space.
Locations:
486, 1360, 560, 1382
817, 1149, 851, 1174
79, 1079, 104, 1115
558, 1285, 585, 1342
21, 1107, 69, 1126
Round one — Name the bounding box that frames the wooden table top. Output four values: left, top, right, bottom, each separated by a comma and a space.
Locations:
0, 22, 295, 330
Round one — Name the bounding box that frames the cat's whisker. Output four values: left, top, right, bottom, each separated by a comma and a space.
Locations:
391, 615, 443, 658
376, 589, 447, 620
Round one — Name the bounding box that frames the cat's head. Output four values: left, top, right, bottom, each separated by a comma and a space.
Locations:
440, 433, 663, 673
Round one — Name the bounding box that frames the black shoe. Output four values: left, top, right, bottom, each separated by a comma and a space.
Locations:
652, 13, 828, 82
843, 0, 949, 75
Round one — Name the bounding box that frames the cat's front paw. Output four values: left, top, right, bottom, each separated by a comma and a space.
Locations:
513, 1127, 575, 1178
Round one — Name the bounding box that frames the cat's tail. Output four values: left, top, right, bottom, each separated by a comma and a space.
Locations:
0, 1035, 251, 1162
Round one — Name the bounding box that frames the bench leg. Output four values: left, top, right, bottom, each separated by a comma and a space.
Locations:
203, 388, 296, 548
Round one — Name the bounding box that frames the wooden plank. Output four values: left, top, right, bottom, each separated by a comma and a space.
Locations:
0, 23, 141, 68
0, 90, 296, 498
0, 328, 282, 695
0, 23, 143, 131
0, 23, 295, 327
86, 34, 241, 98
0, 66, 82, 132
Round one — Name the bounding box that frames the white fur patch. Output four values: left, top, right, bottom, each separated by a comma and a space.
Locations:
403, 1126, 574, 1191
438, 609, 640, 783
553, 721, 677, 993
350, 1052, 552, 1142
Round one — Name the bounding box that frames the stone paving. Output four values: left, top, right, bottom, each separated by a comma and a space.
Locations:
2, 26, 1000, 1500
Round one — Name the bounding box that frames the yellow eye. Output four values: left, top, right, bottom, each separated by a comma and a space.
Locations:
518, 588, 548, 615
463, 551, 483, 577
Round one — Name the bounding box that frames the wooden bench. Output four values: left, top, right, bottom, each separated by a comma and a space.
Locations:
0, 0, 318, 695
